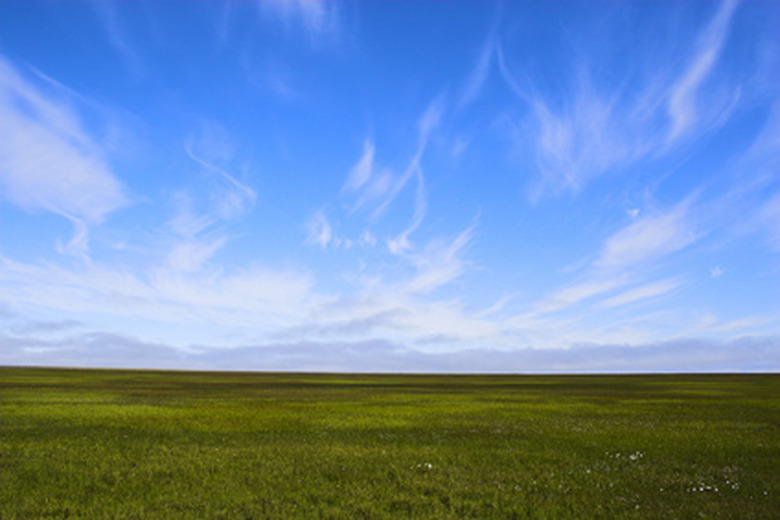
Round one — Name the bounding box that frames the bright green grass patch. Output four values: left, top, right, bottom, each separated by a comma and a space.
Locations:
1, 368, 778, 518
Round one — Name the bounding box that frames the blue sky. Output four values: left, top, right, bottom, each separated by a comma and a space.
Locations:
1, 0, 778, 372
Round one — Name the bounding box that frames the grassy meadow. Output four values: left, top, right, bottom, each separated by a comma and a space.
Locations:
1, 367, 778, 518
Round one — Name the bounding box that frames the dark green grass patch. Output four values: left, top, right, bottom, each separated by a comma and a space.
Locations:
1, 368, 778, 518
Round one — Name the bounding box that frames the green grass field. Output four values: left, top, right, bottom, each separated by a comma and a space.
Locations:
1, 368, 778, 518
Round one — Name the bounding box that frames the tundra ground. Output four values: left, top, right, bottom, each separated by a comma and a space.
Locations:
1, 368, 778, 518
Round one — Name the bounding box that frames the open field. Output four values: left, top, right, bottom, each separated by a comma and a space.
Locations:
1, 368, 778, 518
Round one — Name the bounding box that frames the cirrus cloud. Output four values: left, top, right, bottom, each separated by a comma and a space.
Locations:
0, 57, 128, 258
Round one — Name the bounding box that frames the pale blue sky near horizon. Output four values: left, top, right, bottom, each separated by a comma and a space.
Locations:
1, 0, 778, 372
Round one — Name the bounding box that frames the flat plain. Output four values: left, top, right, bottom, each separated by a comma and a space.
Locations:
1, 367, 778, 518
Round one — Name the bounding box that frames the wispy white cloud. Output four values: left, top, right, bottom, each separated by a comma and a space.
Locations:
377, 98, 444, 217
342, 140, 375, 193
259, 0, 340, 45
667, 0, 740, 140
0, 253, 313, 330
498, 39, 653, 197
53, 217, 88, 259
295, 290, 498, 350
710, 265, 725, 279
499, 0, 746, 199
528, 200, 700, 319
165, 236, 228, 273
341, 140, 397, 215
339, 99, 446, 256
0, 58, 127, 221
383, 98, 447, 253
359, 229, 377, 248
417, 97, 446, 149
596, 200, 700, 271
0, 56, 128, 260
458, 34, 496, 109
148, 266, 313, 324
385, 171, 426, 255
532, 86, 644, 195
476, 295, 513, 318
403, 223, 476, 295
184, 126, 256, 221
305, 211, 334, 249
707, 315, 779, 334
534, 277, 627, 315
167, 192, 216, 238
151, 125, 260, 280
91, 1, 143, 76
600, 278, 682, 308
1, 97, 308, 337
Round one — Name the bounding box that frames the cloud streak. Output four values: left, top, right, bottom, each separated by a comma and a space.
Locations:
596, 200, 700, 271
305, 211, 334, 249
338, 99, 447, 257
183, 128, 256, 221
458, 35, 496, 109
259, 0, 341, 46
403, 223, 477, 295
667, 0, 740, 140
499, 0, 746, 199
0, 56, 128, 259
91, 1, 143, 76
156, 124, 261, 279
600, 278, 682, 309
